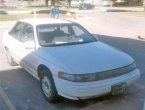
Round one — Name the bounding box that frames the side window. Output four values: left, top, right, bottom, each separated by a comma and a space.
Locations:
20, 24, 34, 42
72, 25, 84, 37
9, 22, 25, 39
60, 25, 69, 34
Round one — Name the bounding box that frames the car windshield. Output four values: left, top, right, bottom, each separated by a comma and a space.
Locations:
37, 23, 96, 46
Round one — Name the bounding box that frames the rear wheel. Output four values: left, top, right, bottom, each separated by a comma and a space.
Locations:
40, 69, 58, 103
6, 49, 17, 66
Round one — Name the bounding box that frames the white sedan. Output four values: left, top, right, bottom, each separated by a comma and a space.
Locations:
2, 18, 140, 102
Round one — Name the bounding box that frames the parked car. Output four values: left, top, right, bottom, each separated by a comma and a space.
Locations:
113, 0, 126, 6
102, 0, 112, 6
2, 18, 140, 102
0, 10, 7, 15
71, 1, 80, 7
79, 3, 95, 10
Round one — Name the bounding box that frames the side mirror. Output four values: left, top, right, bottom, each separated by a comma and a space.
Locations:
92, 34, 99, 40
23, 41, 35, 50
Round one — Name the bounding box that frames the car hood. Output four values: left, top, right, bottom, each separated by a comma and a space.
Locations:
38, 41, 134, 74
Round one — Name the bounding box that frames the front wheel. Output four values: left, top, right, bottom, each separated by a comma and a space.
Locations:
40, 69, 58, 103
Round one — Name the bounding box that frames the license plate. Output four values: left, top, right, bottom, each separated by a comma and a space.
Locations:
111, 83, 127, 95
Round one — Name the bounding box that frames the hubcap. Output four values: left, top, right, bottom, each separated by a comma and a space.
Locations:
42, 76, 52, 97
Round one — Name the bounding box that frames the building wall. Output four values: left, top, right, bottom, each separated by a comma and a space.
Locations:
72, 0, 107, 5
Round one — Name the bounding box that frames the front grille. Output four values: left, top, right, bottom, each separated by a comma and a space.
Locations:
94, 62, 136, 81
77, 62, 136, 82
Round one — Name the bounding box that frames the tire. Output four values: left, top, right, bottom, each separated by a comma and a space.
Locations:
40, 69, 58, 103
6, 49, 17, 66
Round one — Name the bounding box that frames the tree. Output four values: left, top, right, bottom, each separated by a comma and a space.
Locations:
126, 0, 142, 6
143, 0, 145, 11
51, 0, 56, 6
67, 0, 72, 11
45, 0, 56, 7
45, 0, 49, 7
67, 0, 72, 7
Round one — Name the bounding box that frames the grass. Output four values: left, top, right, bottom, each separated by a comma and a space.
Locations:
0, 6, 77, 11
126, 12, 145, 17
0, 13, 76, 21
125, 6, 144, 8
115, 11, 145, 17
0, 7, 50, 11
1, 6, 145, 21
0, 14, 17, 21
0, 6, 77, 21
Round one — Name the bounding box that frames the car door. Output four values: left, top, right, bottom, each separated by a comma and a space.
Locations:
8, 22, 26, 63
17, 23, 38, 76
9, 22, 38, 76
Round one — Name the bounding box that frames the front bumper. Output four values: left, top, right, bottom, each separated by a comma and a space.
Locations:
54, 69, 140, 100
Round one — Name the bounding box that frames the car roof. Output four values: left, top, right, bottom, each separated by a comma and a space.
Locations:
19, 18, 73, 26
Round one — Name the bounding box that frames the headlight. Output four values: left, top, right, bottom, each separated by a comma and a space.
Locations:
58, 72, 76, 82
58, 72, 96, 82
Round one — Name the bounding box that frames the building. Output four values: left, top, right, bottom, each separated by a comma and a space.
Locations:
71, 0, 112, 6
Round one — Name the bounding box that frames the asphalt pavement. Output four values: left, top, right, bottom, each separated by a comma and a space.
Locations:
0, 95, 9, 110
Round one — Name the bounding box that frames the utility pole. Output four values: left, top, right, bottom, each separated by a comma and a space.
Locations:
143, 0, 145, 11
